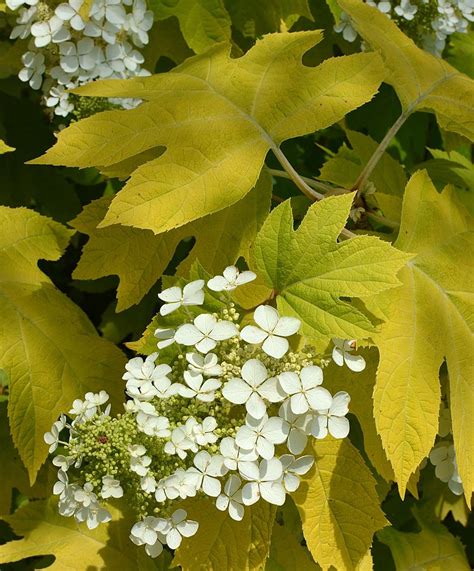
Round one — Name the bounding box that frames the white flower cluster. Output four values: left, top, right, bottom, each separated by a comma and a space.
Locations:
46, 265, 367, 560
8, 0, 153, 116
427, 403, 464, 496
335, 0, 474, 56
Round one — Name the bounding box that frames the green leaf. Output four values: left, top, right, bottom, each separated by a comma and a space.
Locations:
0, 498, 157, 570
266, 522, 320, 571
0, 207, 126, 482
339, 0, 474, 141
173, 497, 275, 570
71, 171, 271, 311
292, 437, 387, 570
368, 171, 474, 500
150, 0, 231, 53
447, 32, 474, 78
225, 0, 313, 37
378, 509, 470, 570
250, 194, 410, 342
33, 33, 384, 235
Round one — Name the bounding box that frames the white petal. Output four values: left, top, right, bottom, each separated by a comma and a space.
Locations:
182, 279, 204, 301
195, 337, 216, 354
310, 415, 328, 439
223, 266, 239, 282
207, 276, 228, 292
222, 379, 253, 405
283, 472, 301, 492
290, 393, 309, 415
332, 346, 344, 366
262, 417, 289, 444
241, 359, 268, 386
211, 320, 238, 341
262, 335, 289, 359
235, 426, 258, 451
254, 305, 279, 331
165, 528, 182, 549
241, 482, 259, 505
240, 325, 267, 344
260, 458, 283, 481
345, 353, 366, 372
202, 476, 221, 497
300, 365, 323, 388
259, 377, 285, 403
160, 301, 181, 316
328, 416, 350, 439
292, 455, 314, 475
158, 286, 181, 303
174, 324, 203, 346
228, 500, 245, 521
194, 313, 216, 334
278, 372, 300, 395
273, 316, 301, 336
256, 437, 275, 460
260, 482, 286, 505
238, 461, 260, 481
307, 387, 333, 411
235, 270, 256, 286
215, 494, 229, 511
246, 392, 267, 419
287, 427, 307, 455
330, 391, 350, 417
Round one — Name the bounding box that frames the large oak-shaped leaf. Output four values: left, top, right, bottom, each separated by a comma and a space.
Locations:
369, 171, 473, 501
250, 194, 411, 342
32, 32, 384, 234
0, 207, 125, 482
339, 0, 474, 140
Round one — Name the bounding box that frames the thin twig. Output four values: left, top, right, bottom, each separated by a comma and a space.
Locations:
268, 168, 335, 195
366, 212, 400, 229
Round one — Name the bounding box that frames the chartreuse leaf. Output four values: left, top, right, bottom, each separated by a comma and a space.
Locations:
72, 171, 271, 311
225, 0, 312, 36
378, 509, 470, 570
293, 437, 387, 570
150, 0, 231, 53
0, 138, 14, 154
369, 171, 473, 500
339, 0, 474, 141
33, 33, 384, 235
266, 522, 320, 571
0, 498, 157, 570
0, 207, 125, 482
447, 32, 474, 78
250, 194, 411, 342
173, 497, 275, 570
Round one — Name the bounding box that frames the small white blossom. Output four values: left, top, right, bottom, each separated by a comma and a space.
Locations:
207, 265, 256, 292
193, 416, 219, 446
178, 371, 221, 402
129, 444, 152, 476
175, 314, 238, 354
74, 482, 97, 507
240, 305, 300, 359
187, 451, 227, 497
164, 509, 199, 550
222, 358, 284, 419
429, 442, 456, 482
90, 0, 127, 25
334, 12, 358, 42
158, 279, 205, 316
55, 0, 86, 30
280, 454, 314, 492
136, 403, 171, 437
311, 391, 351, 439
160, 469, 199, 500
126, 0, 153, 46
18, 51, 45, 90
186, 352, 223, 377
130, 516, 170, 550
101, 475, 123, 499
53, 469, 69, 497
75, 502, 112, 530
278, 366, 332, 415
332, 339, 366, 372
30, 16, 70, 48
154, 327, 175, 349
236, 413, 289, 460
52, 455, 74, 472
10, 6, 37, 40
239, 458, 286, 506
44, 415, 66, 453
140, 474, 157, 494
278, 400, 312, 455
164, 423, 198, 459
220, 436, 258, 471
395, 0, 418, 20
216, 474, 245, 521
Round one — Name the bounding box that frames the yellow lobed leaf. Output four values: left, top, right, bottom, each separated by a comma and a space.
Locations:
339, 0, 474, 141
173, 497, 275, 570
32, 33, 384, 235
266, 522, 320, 570
0, 207, 126, 482
292, 437, 387, 570
71, 171, 271, 311
378, 508, 470, 570
369, 171, 474, 500
0, 138, 14, 154
0, 498, 157, 570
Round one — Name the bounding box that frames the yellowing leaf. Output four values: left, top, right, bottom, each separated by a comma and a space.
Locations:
33, 33, 384, 235
339, 0, 474, 141
369, 171, 474, 500
173, 497, 275, 570
72, 171, 271, 311
150, 0, 231, 53
0, 139, 14, 154
378, 509, 470, 570
266, 522, 320, 571
250, 194, 410, 342
0, 207, 125, 482
292, 437, 387, 570
225, 0, 313, 37
0, 498, 156, 570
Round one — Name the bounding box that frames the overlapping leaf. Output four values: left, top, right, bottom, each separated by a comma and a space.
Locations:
32, 32, 384, 235
72, 171, 271, 311
173, 497, 275, 570
0, 207, 125, 482
0, 498, 156, 570
293, 437, 387, 570
339, 0, 474, 140
266, 522, 320, 571
378, 509, 470, 570
368, 171, 473, 500
250, 194, 411, 342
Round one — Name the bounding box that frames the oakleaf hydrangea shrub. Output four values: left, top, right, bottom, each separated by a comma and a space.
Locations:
45, 265, 369, 559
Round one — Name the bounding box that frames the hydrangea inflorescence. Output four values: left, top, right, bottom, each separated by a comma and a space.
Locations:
45, 265, 369, 559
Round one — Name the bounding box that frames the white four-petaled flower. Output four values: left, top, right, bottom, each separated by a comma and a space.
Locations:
158, 279, 205, 316
310, 391, 351, 439
187, 451, 227, 497
178, 371, 221, 402
164, 509, 199, 549
332, 339, 366, 372
278, 366, 332, 415
216, 474, 245, 521
207, 265, 256, 292
239, 458, 285, 506
240, 305, 300, 359
174, 313, 238, 354
236, 413, 289, 460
